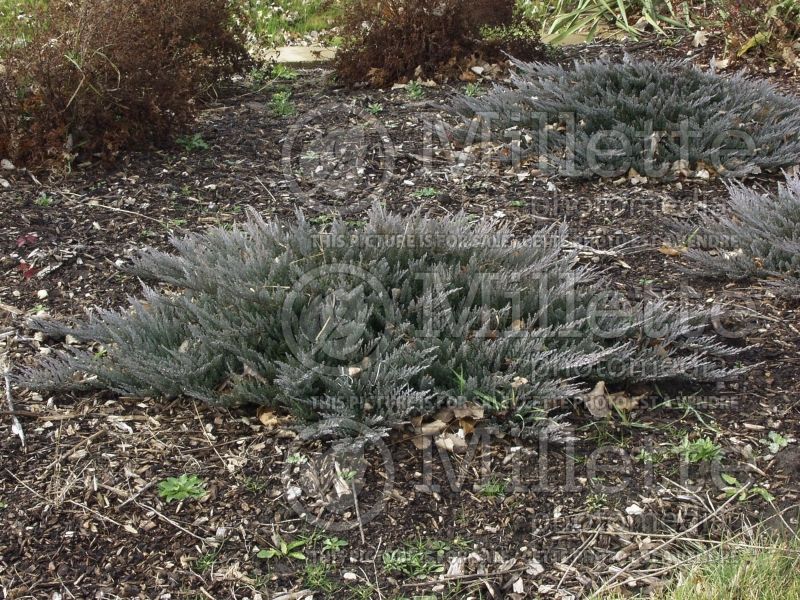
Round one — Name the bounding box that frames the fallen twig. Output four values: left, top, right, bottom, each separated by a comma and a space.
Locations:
87, 201, 171, 226
2, 355, 25, 449
117, 480, 156, 509
134, 499, 206, 541
401, 565, 528, 588
351, 479, 366, 545
556, 529, 601, 590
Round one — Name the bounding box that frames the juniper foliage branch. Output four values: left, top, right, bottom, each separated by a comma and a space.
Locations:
19, 204, 741, 435
681, 174, 800, 293
449, 58, 800, 179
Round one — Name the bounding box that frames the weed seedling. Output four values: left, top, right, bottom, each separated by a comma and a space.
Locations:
304, 562, 337, 593
464, 82, 482, 97
721, 474, 775, 502
479, 477, 507, 498
34, 193, 53, 207
451, 536, 471, 551
763, 431, 793, 455
257, 535, 307, 560
251, 64, 298, 86
271, 64, 298, 81
339, 469, 357, 482
634, 448, 665, 465
406, 80, 424, 100
270, 90, 296, 116
382, 546, 443, 578
349, 584, 375, 599
243, 476, 269, 493
176, 133, 209, 152
157, 474, 206, 502
286, 453, 307, 465
164, 218, 187, 230
367, 102, 384, 115
193, 551, 218, 573
413, 187, 438, 199
673, 435, 722, 463
321, 536, 348, 553
585, 492, 608, 512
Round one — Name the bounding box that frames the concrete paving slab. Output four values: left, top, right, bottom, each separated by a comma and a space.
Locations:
264, 45, 336, 65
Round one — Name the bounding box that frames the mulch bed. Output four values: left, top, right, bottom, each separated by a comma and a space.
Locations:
1, 34, 799, 599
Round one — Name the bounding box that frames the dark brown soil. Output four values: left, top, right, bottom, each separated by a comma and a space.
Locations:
1, 35, 799, 600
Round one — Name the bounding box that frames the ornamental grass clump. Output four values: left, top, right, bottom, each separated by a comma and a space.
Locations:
449, 58, 800, 179
682, 174, 800, 292
20, 205, 740, 436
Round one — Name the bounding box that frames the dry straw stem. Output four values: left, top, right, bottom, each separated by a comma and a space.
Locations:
1, 343, 26, 449
590, 494, 800, 597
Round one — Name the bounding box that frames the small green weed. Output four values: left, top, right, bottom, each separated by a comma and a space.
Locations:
672, 435, 722, 463
243, 476, 269, 493
479, 477, 507, 498
586, 492, 608, 512
193, 551, 218, 573
450, 536, 471, 551
252, 63, 298, 85
304, 562, 338, 593
406, 80, 424, 100
413, 187, 438, 199
270, 90, 296, 116
763, 431, 794, 455
165, 218, 187, 230
721, 474, 775, 503
321, 536, 348, 553
286, 452, 308, 465
176, 133, 210, 152
257, 535, 307, 560
634, 448, 665, 465
383, 548, 443, 578
157, 474, 206, 503
34, 193, 53, 207
382, 538, 448, 578
464, 82, 482, 97
339, 468, 357, 482
349, 584, 375, 600
367, 102, 383, 115
271, 64, 298, 81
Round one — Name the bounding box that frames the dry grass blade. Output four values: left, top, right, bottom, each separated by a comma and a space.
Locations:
591, 484, 749, 596
1, 345, 25, 449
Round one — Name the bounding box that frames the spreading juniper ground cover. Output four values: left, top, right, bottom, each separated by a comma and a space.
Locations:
20, 205, 742, 438
449, 58, 800, 179
683, 174, 800, 292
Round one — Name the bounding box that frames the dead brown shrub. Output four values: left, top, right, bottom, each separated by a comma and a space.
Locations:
0, 0, 248, 170
334, 0, 531, 87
